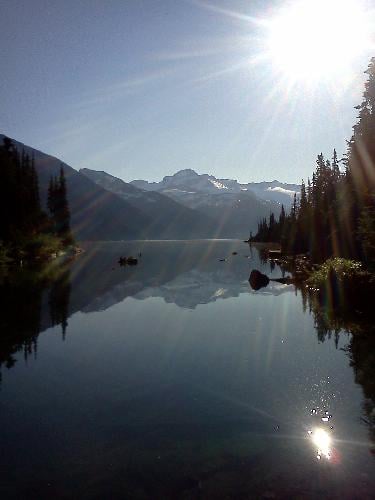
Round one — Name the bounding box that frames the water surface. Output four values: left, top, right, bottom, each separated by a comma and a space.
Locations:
0, 240, 374, 499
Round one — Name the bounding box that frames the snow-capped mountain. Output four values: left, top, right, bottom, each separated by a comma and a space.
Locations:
131, 169, 300, 206
129, 169, 299, 237
82, 168, 283, 238
80, 168, 219, 239
1, 134, 299, 240
132, 169, 231, 195
244, 180, 300, 204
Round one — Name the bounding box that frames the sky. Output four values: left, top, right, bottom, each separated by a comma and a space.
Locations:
1, 0, 374, 183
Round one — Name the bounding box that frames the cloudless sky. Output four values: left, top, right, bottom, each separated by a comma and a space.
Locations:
1, 0, 374, 183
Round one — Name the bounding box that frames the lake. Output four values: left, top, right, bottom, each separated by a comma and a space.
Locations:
0, 240, 374, 499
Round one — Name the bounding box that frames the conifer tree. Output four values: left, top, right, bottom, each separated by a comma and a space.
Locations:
47, 177, 56, 216
251, 56, 375, 265
0, 137, 73, 261
0, 138, 43, 245
344, 57, 375, 259
57, 166, 72, 242
47, 166, 73, 244
332, 149, 340, 180
348, 57, 375, 198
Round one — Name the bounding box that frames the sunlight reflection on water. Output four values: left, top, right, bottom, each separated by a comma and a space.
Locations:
311, 428, 332, 460
0, 241, 374, 498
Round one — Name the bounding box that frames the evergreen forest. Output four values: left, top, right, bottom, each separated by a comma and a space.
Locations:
0, 137, 73, 263
252, 57, 375, 269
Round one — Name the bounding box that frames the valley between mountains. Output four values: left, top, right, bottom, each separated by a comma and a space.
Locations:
0, 134, 299, 240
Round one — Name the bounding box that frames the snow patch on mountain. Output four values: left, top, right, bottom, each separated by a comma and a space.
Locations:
266, 186, 296, 198
131, 169, 300, 206
209, 179, 228, 190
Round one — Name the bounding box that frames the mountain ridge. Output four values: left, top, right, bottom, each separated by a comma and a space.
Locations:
0, 135, 220, 239
0, 134, 152, 240
1, 134, 298, 240
131, 168, 300, 205
80, 168, 219, 239
83, 168, 284, 238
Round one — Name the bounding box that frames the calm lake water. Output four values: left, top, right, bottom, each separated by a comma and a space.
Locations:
0, 240, 374, 499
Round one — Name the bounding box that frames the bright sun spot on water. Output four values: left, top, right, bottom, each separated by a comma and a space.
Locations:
311, 428, 332, 460
266, 0, 371, 82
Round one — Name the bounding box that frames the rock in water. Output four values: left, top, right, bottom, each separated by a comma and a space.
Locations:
127, 256, 138, 265
249, 269, 270, 290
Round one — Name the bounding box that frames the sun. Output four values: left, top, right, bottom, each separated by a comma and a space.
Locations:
265, 0, 371, 83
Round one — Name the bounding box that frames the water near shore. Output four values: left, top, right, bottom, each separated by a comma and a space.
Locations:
0, 240, 374, 499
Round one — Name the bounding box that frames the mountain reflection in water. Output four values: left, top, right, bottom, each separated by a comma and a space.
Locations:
0, 240, 374, 499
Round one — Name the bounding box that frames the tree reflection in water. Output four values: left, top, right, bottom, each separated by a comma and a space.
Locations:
296, 277, 375, 457
0, 262, 71, 380
48, 268, 71, 340
0, 243, 374, 458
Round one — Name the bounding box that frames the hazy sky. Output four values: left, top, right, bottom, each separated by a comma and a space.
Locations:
1, 0, 374, 183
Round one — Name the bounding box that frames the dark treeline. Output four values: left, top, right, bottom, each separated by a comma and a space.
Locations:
48, 166, 73, 245
0, 137, 44, 242
0, 137, 73, 260
252, 57, 375, 266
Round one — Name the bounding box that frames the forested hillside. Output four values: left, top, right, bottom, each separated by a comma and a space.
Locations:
0, 137, 73, 261
253, 57, 375, 267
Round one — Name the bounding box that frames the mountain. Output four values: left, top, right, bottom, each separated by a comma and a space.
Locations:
131, 169, 300, 205
79, 168, 218, 239
242, 180, 300, 204
1, 135, 298, 240
0, 134, 151, 240
82, 168, 284, 238
131, 169, 289, 238
131, 168, 234, 195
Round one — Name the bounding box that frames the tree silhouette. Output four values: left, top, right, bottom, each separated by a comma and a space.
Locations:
252, 57, 375, 267
0, 138, 43, 245
47, 165, 73, 244
0, 137, 74, 261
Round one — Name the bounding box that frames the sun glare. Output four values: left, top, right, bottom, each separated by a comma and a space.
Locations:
266, 0, 371, 82
311, 428, 332, 460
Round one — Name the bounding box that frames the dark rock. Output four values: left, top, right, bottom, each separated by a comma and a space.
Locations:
249, 269, 270, 290
118, 256, 127, 266
127, 256, 138, 265
271, 277, 295, 285
118, 256, 138, 266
